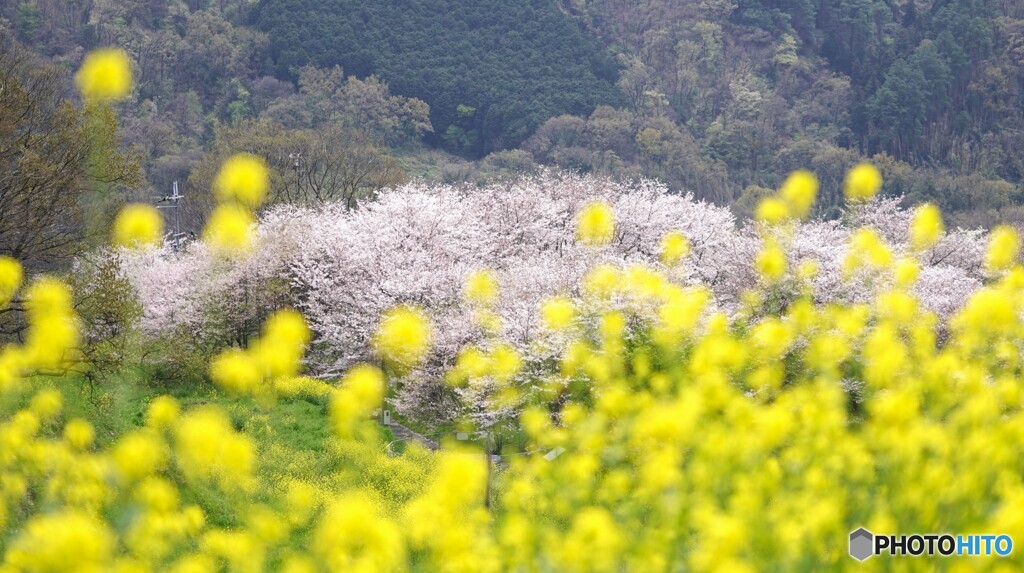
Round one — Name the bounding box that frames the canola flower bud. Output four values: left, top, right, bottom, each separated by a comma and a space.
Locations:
210, 349, 260, 395
756, 241, 786, 283
329, 364, 386, 438
22, 278, 79, 369
489, 343, 522, 383
845, 228, 893, 274
29, 388, 62, 420
214, 154, 270, 208
0, 256, 22, 306
253, 309, 311, 378
755, 197, 789, 225
797, 260, 819, 281
910, 203, 943, 251
463, 269, 499, 306
313, 495, 406, 572
146, 396, 181, 428
134, 477, 180, 513
986, 225, 1020, 273
113, 203, 164, 248
373, 305, 431, 368
844, 162, 883, 202
343, 364, 386, 407
448, 346, 489, 387
203, 204, 255, 253
541, 297, 576, 331
577, 200, 616, 246
75, 48, 132, 102
175, 407, 255, 490
780, 169, 818, 218
894, 257, 920, 288
5, 510, 115, 572
112, 431, 167, 482
583, 264, 619, 298
659, 231, 691, 265
63, 418, 95, 450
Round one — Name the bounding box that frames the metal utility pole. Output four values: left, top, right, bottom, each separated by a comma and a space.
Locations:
156, 181, 186, 250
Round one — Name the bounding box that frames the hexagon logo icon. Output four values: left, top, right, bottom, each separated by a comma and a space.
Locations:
850, 528, 874, 561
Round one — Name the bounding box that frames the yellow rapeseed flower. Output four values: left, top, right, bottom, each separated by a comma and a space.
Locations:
910, 203, 943, 251
755, 197, 790, 225
986, 225, 1020, 273
112, 431, 166, 481
76, 48, 132, 101
313, 495, 406, 572
844, 162, 883, 202
894, 257, 920, 288
22, 278, 78, 369
577, 201, 616, 246
146, 396, 181, 429
541, 297, 576, 331
113, 204, 164, 248
845, 228, 893, 274
63, 418, 95, 450
780, 169, 818, 218
30, 388, 62, 420
5, 510, 115, 571
756, 242, 787, 283
329, 365, 387, 438
214, 154, 270, 208
203, 204, 255, 252
373, 305, 431, 368
252, 309, 311, 379
0, 256, 22, 306
464, 269, 499, 306
174, 407, 255, 490
659, 231, 691, 265
210, 349, 261, 395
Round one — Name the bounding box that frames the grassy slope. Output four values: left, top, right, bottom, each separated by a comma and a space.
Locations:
1, 372, 437, 533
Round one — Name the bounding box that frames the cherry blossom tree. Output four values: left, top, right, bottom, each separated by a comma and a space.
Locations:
118, 171, 991, 423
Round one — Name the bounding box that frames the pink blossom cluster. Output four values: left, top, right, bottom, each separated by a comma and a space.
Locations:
118, 172, 988, 421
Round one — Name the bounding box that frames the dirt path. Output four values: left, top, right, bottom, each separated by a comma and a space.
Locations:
387, 421, 440, 451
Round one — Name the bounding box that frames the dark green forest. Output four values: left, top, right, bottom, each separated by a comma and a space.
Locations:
254, 0, 622, 155
2, 0, 1024, 228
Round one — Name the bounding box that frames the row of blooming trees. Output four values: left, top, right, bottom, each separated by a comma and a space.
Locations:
118, 171, 988, 422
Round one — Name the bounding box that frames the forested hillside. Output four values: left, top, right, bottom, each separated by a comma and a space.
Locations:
3, 0, 1024, 225
534, 0, 1024, 222
254, 0, 622, 155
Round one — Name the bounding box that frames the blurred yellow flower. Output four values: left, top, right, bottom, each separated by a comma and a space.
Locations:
373, 305, 431, 368
210, 349, 260, 395
577, 200, 616, 245
464, 269, 499, 306
659, 231, 691, 265
780, 169, 818, 218
113, 203, 164, 248
146, 396, 181, 429
76, 48, 132, 101
0, 256, 23, 305
844, 162, 883, 202
910, 203, 943, 251
63, 418, 95, 450
203, 204, 255, 252
756, 242, 786, 283
214, 154, 270, 208
756, 197, 790, 225
5, 510, 115, 572
986, 225, 1020, 273
541, 297, 576, 331
112, 431, 166, 481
